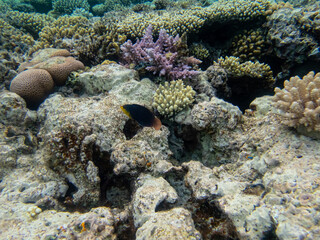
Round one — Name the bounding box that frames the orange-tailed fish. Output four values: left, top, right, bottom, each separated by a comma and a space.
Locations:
120, 104, 162, 130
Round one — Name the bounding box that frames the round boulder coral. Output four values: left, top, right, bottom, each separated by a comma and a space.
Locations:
10, 69, 54, 108
32, 56, 85, 85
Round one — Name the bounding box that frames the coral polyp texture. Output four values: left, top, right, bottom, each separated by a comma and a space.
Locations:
121, 25, 201, 80
52, 0, 90, 15
9, 69, 54, 107
153, 79, 195, 117
116, 0, 271, 38
273, 71, 320, 132
215, 56, 274, 87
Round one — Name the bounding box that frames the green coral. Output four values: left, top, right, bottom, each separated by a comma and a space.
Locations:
153, 80, 196, 117
52, 0, 90, 15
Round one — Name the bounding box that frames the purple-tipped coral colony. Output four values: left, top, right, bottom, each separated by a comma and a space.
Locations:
121, 25, 201, 79
1, 0, 320, 239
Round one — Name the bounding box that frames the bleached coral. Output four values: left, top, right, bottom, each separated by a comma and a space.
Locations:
273, 71, 320, 132
153, 79, 195, 117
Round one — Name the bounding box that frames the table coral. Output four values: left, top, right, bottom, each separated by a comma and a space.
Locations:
273, 71, 320, 132
115, 0, 271, 38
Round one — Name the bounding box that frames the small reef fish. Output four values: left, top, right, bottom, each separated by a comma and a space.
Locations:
120, 104, 162, 130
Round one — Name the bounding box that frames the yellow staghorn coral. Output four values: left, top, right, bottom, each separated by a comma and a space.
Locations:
0, 18, 34, 50
33, 15, 93, 50
6, 10, 53, 38
115, 0, 271, 38
153, 80, 195, 118
215, 56, 274, 87
273, 71, 320, 132
230, 29, 267, 62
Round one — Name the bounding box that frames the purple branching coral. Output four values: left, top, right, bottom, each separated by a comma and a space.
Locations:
120, 25, 201, 80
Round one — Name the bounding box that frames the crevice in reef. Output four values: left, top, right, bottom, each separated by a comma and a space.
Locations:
167, 123, 202, 163
165, 171, 240, 239
114, 213, 136, 240
123, 119, 142, 140
186, 198, 240, 240
91, 145, 133, 209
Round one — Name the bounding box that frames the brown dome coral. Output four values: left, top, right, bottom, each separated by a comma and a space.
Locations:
10, 48, 85, 108
10, 69, 54, 108
32, 56, 85, 85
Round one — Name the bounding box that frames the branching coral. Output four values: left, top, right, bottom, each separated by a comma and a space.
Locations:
115, 0, 271, 38
32, 16, 126, 65
153, 79, 195, 117
52, 0, 90, 15
273, 71, 320, 132
120, 25, 201, 80
5, 10, 53, 38
215, 56, 274, 87
230, 29, 267, 62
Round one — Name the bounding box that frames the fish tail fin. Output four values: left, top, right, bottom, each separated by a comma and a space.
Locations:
153, 117, 162, 130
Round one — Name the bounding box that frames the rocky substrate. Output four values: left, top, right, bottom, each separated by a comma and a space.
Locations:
0, 64, 319, 240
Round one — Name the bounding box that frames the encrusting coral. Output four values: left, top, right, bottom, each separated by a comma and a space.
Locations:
121, 25, 201, 80
273, 71, 320, 132
153, 79, 195, 117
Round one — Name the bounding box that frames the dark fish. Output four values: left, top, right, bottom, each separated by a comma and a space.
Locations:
120, 104, 162, 130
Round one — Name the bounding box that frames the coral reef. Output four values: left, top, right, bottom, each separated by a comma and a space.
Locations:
265, 7, 317, 64
52, 0, 90, 15
9, 48, 84, 107
1, 0, 320, 239
189, 42, 210, 62
0, 18, 34, 53
195, 64, 230, 99
121, 25, 201, 80
115, 0, 271, 38
152, 79, 196, 117
273, 71, 320, 133
4, 10, 53, 38
215, 56, 274, 87
33, 16, 126, 65
31, 56, 85, 86
230, 29, 268, 62
76, 63, 139, 95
